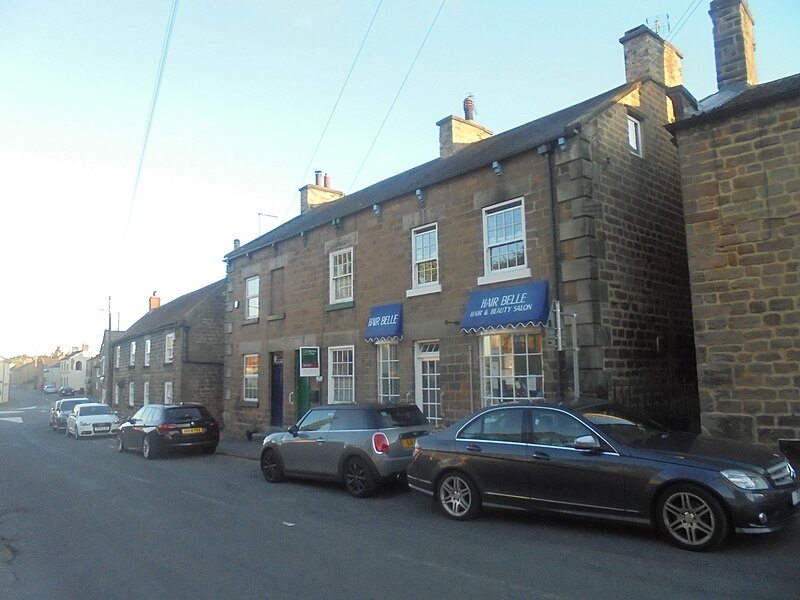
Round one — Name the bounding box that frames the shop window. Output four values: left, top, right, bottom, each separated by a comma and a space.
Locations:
377, 343, 399, 403
328, 346, 354, 403
479, 333, 544, 406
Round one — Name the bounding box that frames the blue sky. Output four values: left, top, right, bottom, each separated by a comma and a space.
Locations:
1, 0, 798, 358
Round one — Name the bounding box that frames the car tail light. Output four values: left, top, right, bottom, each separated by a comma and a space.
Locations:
412, 441, 421, 458
372, 432, 390, 454
157, 423, 178, 433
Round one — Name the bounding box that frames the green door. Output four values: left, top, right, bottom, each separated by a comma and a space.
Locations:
294, 349, 311, 418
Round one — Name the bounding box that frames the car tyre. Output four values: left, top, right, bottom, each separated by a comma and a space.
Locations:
260, 449, 285, 483
437, 471, 480, 520
344, 456, 377, 498
656, 483, 729, 552
117, 434, 126, 453
142, 435, 158, 459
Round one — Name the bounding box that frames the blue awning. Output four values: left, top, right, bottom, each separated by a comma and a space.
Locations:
460, 280, 549, 333
364, 303, 403, 342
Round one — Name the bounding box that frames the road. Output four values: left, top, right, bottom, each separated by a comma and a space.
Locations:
1, 387, 798, 600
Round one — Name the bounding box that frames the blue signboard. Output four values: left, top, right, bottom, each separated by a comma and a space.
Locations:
364, 303, 403, 341
460, 280, 549, 332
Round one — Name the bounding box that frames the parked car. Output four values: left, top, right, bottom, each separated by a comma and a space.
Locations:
66, 402, 120, 439
50, 397, 94, 431
117, 403, 220, 458
260, 403, 434, 497
407, 401, 800, 552
58, 386, 75, 396
43, 384, 57, 394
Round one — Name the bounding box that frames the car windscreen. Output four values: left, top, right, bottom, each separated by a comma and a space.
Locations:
375, 406, 428, 428
61, 400, 87, 411
581, 404, 667, 445
165, 407, 209, 423
80, 406, 113, 416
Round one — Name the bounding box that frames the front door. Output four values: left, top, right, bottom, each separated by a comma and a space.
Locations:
415, 341, 441, 426
270, 352, 283, 427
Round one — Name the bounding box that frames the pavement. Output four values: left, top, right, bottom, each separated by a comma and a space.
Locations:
216, 434, 265, 461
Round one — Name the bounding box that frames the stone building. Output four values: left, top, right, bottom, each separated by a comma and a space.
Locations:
222, 24, 699, 437
109, 282, 226, 422
668, 0, 800, 446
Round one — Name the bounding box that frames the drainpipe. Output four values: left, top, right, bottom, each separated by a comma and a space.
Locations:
539, 143, 564, 399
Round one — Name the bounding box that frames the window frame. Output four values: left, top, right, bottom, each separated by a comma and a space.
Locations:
164, 381, 173, 404
245, 275, 260, 320
479, 332, 544, 406
243, 354, 259, 404
627, 114, 643, 157
327, 345, 354, 404
144, 339, 151, 367
478, 197, 531, 285
143, 381, 150, 405
129, 341, 136, 367
128, 382, 135, 407
407, 223, 441, 297
114, 346, 120, 369
165, 332, 175, 364
377, 343, 400, 404
329, 247, 354, 304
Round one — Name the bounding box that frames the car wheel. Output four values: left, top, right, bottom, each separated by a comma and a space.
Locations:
437, 471, 480, 520
260, 449, 285, 483
656, 483, 730, 552
142, 435, 158, 459
344, 456, 377, 498
117, 434, 126, 453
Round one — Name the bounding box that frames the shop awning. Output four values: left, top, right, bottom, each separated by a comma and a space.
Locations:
460, 280, 549, 333
364, 303, 403, 342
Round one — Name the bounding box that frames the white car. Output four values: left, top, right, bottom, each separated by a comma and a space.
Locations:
66, 403, 120, 439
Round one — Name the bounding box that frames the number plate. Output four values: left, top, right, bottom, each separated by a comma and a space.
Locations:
402, 438, 415, 448
94, 426, 110, 432
181, 427, 204, 435
792, 490, 800, 506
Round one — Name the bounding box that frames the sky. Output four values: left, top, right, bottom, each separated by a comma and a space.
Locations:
1, 0, 798, 359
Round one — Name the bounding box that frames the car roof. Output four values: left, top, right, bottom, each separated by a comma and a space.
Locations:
308, 403, 419, 411
76, 402, 109, 408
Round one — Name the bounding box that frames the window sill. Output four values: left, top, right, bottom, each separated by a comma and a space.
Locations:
477, 268, 531, 286
242, 318, 259, 326
406, 284, 442, 298
325, 300, 354, 312
242, 399, 259, 406
266, 313, 285, 322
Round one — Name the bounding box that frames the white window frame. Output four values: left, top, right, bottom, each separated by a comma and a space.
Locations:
165, 332, 175, 363
245, 276, 260, 320
329, 247, 353, 304
415, 341, 441, 425
377, 343, 399, 404
243, 354, 259, 403
144, 339, 151, 366
478, 197, 531, 285
164, 381, 173, 404
143, 381, 150, 405
327, 346, 354, 404
627, 114, 643, 157
128, 382, 135, 407
129, 341, 136, 366
479, 332, 544, 406
114, 384, 119, 406
407, 223, 441, 297
114, 346, 120, 369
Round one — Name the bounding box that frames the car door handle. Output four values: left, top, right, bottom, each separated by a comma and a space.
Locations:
315, 438, 325, 443
465, 444, 482, 453
531, 451, 550, 460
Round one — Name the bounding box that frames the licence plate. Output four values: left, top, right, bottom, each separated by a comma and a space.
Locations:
792, 490, 800, 506
181, 427, 204, 435
402, 438, 415, 448
94, 426, 110, 432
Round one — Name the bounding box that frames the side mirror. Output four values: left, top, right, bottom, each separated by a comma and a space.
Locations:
288, 425, 299, 436
574, 435, 601, 451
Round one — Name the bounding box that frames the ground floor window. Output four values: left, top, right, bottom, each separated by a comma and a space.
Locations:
243, 354, 259, 403
415, 341, 441, 424
377, 343, 399, 403
143, 381, 150, 405
128, 382, 135, 407
164, 381, 173, 404
328, 346, 354, 404
479, 332, 543, 405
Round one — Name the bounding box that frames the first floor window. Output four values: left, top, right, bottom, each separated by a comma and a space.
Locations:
328, 346, 354, 404
329, 247, 353, 304
243, 354, 259, 403
410, 223, 440, 292
114, 385, 120, 406
627, 114, 643, 156
115, 346, 120, 368
144, 339, 151, 366
245, 276, 260, 319
480, 198, 529, 283
129, 341, 136, 366
128, 382, 135, 407
165, 332, 175, 363
143, 381, 150, 405
164, 381, 173, 404
479, 332, 543, 406
377, 344, 399, 403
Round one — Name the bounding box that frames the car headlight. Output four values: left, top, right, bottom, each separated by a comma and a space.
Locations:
78, 420, 90, 427
721, 469, 769, 490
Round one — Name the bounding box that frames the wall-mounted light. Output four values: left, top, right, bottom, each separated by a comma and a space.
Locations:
373, 204, 382, 216
492, 160, 503, 176
558, 136, 567, 151
331, 217, 343, 230
415, 188, 424, 204
234, 300, 240, 309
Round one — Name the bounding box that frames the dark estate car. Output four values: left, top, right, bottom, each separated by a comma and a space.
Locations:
407, 401, 799, 551
49, 397, 94, 431
58, 386, 75, 396
260, 403, 434, 497
117, 403, 220, 459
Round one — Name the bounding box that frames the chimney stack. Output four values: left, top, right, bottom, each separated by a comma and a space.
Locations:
299, 173, 344, 214
315, 170, 323, 186
710, 0, 756, 91
620, 24, 683, 88
437, 96, 492, 158
149, 291, 161, 312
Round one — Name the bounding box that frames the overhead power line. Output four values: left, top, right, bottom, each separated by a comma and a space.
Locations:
666, 0, 704, 42
125, 0, 180, 236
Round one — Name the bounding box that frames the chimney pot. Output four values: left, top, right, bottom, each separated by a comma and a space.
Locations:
463, 95, 475, 121
315, 170, 322, 185
149, 292, 161, 312
324, 173, 331, 188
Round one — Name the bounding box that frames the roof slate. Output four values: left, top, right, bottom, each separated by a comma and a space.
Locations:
226, 81, 638, 261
